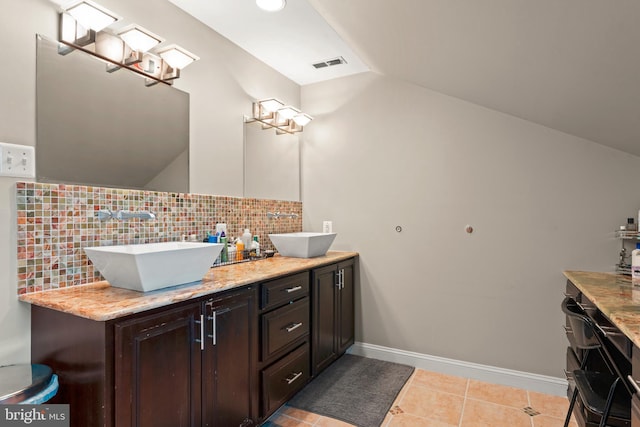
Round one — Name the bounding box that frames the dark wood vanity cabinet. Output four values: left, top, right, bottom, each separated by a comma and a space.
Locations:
311, 259, 355, 376
31, 286, 258, 427
258, 272, 311, 420
29, 255, 357, 427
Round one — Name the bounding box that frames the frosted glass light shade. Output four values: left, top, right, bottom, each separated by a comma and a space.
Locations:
259, 98, 284, 112
119, 26, 163, 52
66, 1, 119, 31
292, 113, 312, 127
277, 106, 299, 120
157, 45, 200, 69
256, 0, 286, 12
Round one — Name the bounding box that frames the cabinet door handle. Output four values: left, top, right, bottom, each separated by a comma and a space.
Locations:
628, 375, 640, 394
285, 371, 303, 385
285, 322, 303, 333
285, 286, 302, 293
208, 311, 217, 346
195, 314, 204, 351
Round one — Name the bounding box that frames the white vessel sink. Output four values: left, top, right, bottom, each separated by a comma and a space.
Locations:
268, 232, 337, 258
84, 242, 224, 292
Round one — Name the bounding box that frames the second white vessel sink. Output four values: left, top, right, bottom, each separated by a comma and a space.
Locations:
268, 232, 337, 258
84, 242, 224, 292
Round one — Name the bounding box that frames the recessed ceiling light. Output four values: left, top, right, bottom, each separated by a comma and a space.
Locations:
256, 0, 286, 12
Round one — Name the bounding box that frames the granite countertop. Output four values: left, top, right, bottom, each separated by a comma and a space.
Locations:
19, 251, 358, 322
564, 270, 640, 348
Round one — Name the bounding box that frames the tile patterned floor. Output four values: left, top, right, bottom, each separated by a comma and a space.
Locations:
265, 368, 578, 427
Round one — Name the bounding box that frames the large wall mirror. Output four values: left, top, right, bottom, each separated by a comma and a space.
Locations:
36, 35, 189, 193
243, 122, 300, 202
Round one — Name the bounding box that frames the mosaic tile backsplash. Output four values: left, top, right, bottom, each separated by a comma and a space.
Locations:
16, 182, 302, 294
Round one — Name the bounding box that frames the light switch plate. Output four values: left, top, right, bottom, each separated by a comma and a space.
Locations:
0, 142, 35, 178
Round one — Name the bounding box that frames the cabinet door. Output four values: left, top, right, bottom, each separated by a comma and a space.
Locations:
115, 303, 202, 427
203, 287, 257, 427
337, 259, 355, 355
312, 264, 338, 375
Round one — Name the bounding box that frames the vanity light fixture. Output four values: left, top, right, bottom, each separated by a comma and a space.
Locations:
117, 25, 163, 67
58, 1, 199, 86
118, 25, 163, 53
65, 0, 120, 31
292, 113, 313, 127
156, 45, 200, 70
260, 98, 285, 113
256, 0, 287, 12
245, 98, 313, 135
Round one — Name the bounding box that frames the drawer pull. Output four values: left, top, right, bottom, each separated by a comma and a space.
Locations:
285, 322, 303, 333
284, 286, 303, 293
285, 371, 303, 385
628, 375, 640, 394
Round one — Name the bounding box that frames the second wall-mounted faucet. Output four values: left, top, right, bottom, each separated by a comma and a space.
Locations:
96, 209, 156, 221
267, 212, 298, 219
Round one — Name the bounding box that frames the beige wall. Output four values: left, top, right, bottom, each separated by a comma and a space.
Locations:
301, 72, 640, 377
0, 0, 300, 365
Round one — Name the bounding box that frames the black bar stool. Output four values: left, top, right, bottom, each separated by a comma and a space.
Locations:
562, 297, 633, 427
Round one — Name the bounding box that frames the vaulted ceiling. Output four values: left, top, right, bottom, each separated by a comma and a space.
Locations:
178, 0, 640, 156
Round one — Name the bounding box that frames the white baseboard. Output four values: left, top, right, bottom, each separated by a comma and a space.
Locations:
347, 342, 567, 397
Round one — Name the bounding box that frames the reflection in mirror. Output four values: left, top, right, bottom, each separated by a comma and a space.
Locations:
243, 122, 300, 202
36, 35, 189, 192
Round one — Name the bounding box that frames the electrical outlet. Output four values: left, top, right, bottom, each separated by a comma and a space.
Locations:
0, 143, 35, 178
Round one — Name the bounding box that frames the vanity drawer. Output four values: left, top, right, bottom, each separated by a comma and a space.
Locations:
262, 343, 310, 416
261, 272, 309, 311
262, 297, 309, 360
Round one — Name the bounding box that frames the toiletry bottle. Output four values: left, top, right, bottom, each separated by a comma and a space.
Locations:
220, 236, 228, 263
251, 235, 260, 256
628, 218, 638, 232
236, 240, 244, 261
227, 240, 236, 262
242, 229, 252, 250
632, 243, 640, 285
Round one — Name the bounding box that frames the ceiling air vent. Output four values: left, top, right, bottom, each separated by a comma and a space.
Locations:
312, 56, 347, 69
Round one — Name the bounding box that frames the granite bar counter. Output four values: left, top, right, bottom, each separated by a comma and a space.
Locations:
19, 250, 358, 321
564, 270, 640, 348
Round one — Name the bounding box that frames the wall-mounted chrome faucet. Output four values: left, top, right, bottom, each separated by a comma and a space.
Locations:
116, 210, 156, 221
95, 209, 157, 221
267, 212, 299, 219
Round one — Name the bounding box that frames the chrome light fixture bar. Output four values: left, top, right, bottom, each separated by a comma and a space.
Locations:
58, 1, 198, 86
245, 98, 313, 135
